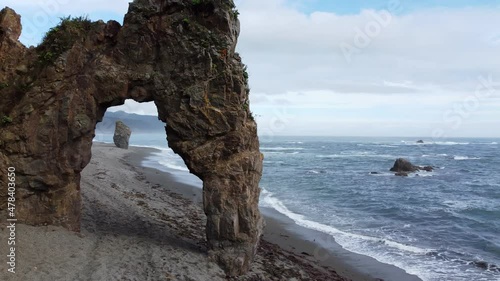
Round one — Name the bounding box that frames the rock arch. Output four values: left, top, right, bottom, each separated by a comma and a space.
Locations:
0, 0, 263, 275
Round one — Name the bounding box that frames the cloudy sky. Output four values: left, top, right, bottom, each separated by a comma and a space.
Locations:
5, 0, 500, 138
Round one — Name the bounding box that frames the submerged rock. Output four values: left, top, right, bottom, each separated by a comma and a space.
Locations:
421, 166, 433, 172
113, 121, 131, 149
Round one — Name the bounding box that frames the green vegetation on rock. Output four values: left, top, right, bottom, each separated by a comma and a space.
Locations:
37, 16, 95, 66
242, 65, 249, 82
1, 115, 12, 125
232, 9, 240, 19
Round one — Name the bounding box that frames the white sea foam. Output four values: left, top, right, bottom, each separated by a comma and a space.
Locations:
260, 147, 304, 151
400, 141, 470, 146
263, 160, 284, 164
434, 141, 469, 145
443, 199, 499, 212
157, 159, 189, 172
258, 190, 493, 281
317, 152, 396, 159
368, 172, 393, 177
132, 144, 170, 152
443, 200, 472, 211
422, 154, 449, 158
358, 144, 398, 148
260, 190, 432, 255
92, 137, 191, 173
412, 173, 435, 178
453, 156, 481, 160
135, 145, 191, 172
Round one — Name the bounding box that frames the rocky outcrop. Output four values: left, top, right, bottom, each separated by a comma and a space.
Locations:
113, 121, 131, 149
390, 158, 419, 173
416, 140, 424, 143
0, 0, 262, 276
390, 158, 433, 176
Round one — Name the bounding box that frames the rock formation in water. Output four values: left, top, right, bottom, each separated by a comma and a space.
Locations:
390, 158, 433, 176
0, 0, 262, 276
113, 121, 131, 149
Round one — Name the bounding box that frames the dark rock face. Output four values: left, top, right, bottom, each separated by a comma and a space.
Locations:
390, 158, 434, 176
421, 166, 433, 172
416, 140, 424, 143
113, 121, 131, 149
390, 158, 419, 173
0, 1, 262, 276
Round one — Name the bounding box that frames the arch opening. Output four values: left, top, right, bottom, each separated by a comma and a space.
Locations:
94, 100, 201, 186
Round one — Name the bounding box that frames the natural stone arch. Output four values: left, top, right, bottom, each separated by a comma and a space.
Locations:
0, 0, 263, 275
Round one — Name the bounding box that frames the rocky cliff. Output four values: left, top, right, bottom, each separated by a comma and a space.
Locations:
0, 0, 263, 276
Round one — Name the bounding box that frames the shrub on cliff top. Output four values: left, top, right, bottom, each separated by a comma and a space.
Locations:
37, 16, 95, 66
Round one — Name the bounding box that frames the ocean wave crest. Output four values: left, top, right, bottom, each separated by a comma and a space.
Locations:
261, 147, 304, 151
453, 156, 481, 160
260, 189, 432, 255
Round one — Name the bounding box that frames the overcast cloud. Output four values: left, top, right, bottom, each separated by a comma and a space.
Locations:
5, 0, 500, 137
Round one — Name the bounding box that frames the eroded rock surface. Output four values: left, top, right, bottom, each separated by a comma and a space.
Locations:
390, 158, 434, 176
0, 0, 262, 275
113, 121, 131, 149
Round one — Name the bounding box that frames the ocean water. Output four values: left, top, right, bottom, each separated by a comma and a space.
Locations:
94, 134, 500, 281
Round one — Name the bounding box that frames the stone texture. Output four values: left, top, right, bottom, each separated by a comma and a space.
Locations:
390, 158, 434, 176
113, 121, 131, 149
390, 158, 419, 173
0, 0, 262, 276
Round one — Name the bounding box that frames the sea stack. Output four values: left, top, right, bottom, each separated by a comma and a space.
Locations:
390, 158, 434, 176
390, 158, 420, 173
113, 121, 131, 149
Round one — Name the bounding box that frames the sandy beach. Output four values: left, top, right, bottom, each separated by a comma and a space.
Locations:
0, 143, 421, 281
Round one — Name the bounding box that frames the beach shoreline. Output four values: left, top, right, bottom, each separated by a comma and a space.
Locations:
126, 143, 422, 281
0, 143, 422, 281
